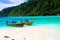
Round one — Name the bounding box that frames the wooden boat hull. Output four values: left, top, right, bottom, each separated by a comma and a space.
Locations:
25, 22, 33, 25
6, 23, 25, 27
25, 19, 34, 25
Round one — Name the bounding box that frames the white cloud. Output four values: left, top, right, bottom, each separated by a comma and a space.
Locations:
0, 0, 26, 11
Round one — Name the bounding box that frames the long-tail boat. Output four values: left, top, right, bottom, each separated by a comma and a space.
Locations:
25, 19, 34, 25
6, 21, 25, 27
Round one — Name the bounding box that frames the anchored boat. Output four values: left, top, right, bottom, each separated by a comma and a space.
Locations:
25, 19, 34, 25
6, 21, 25, 27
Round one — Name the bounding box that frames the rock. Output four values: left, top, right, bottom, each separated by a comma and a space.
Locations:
12, 39, 15, 40
4, 36, 10, 38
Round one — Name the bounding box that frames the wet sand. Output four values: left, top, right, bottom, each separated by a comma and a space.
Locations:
0, 25, 60, 40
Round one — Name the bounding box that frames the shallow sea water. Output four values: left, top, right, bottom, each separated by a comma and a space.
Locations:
0, 16, 60, 28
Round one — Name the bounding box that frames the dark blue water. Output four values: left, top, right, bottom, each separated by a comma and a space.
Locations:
0, 16, 60, 28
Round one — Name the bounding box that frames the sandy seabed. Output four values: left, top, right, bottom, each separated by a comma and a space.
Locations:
0, 25, 60, 40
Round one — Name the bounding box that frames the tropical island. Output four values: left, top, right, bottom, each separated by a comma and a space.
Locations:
0, 0, 60, 16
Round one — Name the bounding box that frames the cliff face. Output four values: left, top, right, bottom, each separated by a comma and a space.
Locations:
0, 0, 60, 16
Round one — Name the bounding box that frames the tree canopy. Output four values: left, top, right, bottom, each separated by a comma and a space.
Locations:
0, 0, 60, 16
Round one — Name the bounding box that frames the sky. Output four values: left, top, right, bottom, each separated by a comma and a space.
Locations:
0, 0, 28, 11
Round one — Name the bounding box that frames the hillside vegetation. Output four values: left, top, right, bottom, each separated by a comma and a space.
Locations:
0, 7, 16, 16
0, 0, 60, 16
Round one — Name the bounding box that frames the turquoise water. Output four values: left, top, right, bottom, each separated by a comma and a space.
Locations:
0, 16, 60, 28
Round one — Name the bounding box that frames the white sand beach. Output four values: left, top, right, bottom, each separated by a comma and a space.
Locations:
0, 25, 60, 40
